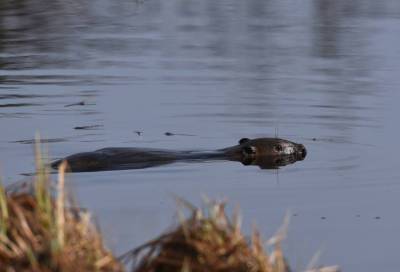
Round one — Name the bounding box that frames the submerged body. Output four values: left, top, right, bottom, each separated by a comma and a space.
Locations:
51, 137, 307, 172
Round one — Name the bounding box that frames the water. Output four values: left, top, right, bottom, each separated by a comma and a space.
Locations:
1, 0, 400, 270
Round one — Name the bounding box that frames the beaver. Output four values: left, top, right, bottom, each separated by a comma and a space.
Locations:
51, 137, 307, 172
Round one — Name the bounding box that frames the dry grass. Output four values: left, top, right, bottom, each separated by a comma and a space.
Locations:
121, 199, 339, 272
122, 201, 273, 272
0, 145, 123, 272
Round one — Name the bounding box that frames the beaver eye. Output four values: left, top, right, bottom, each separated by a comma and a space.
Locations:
243, 146, 256, 155
274, 145, 283, 152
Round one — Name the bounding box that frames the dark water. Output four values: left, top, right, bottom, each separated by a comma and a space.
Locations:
1, 0, 400, 270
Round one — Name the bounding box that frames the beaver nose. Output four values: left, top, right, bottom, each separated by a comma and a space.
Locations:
299, 145, 307, 160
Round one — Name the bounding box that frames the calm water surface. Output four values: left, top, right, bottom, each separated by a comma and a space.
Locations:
1, 0, 400, 270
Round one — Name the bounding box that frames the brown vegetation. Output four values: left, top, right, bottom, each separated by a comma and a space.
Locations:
0, 151, 123, 272
123, 199, 293, 272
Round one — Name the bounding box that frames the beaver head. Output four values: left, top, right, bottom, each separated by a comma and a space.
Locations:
221, 137, 307, 168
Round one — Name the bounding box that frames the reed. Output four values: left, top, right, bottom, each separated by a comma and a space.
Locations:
0, 144, 123, 272
121, 198, 339, 272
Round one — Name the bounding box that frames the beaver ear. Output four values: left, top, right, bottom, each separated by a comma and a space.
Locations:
239, 138, 250, 145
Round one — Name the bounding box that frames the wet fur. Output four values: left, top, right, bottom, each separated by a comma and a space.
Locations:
52, 137, 307, 172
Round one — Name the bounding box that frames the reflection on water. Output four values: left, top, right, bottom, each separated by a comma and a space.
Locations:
1, 0, 400, 271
